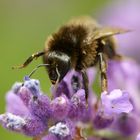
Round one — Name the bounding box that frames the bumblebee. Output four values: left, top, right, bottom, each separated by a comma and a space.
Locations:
13, 16, 128, 101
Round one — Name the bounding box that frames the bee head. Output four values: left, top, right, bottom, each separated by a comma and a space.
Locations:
45, 51, 71, 85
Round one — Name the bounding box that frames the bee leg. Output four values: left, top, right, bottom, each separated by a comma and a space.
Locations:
54, 65, 61, 90
81, 69, 89, 105
98, 52, 108, 92
12, 51, 45, 69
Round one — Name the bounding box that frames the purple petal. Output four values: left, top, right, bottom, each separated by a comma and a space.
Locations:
111, 91, 133, 114
101, 89, 133, 115
63, 70, 83, 97
53, 68, 95, 99
51, 80, 71, 98
6, 91, 29, 116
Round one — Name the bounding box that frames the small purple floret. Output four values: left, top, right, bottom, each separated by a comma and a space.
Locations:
22, 115, 47, 136
49, 120, 75, 139
23, 78, 41, 97
115, 113, 138, 136
93, 111, 114, 129
29, 94, 51, 120
49, 122, 70, 137
18, 87, 32, 107
0, 113, 26, 132
68, 89, 86, 121
101, 89, 133, 115
6, 91, 29, 116
51, 95, 70, 121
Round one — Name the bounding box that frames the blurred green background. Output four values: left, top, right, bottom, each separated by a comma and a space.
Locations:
0, 0, 111, 139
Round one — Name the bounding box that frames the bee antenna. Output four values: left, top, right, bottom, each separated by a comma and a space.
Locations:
28, 64, 50, 78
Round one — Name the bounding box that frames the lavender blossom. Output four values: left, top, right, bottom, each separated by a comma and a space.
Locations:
68, 89, 87, 121
0, 79, 49, 136
16, 77, 41, 107
0, 113, 26, 132
93, 89, 133, 129
52, 80, 71, 98
107, 59, 140, 113
22, 115, 47, 136
93, 111, 114, 129
6, 88, 29, 116
49, 121, 75, 140
29, 94, 51, 121
113, 113, 138, 136
101, 89, 133, 115
49, 122, 70, 137
17, 86, 32, 107
23, 77, 41, 97
51, 95, 70, 121
0, 66, 136, 139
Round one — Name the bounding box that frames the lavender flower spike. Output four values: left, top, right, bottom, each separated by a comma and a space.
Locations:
101, 89, 133, 115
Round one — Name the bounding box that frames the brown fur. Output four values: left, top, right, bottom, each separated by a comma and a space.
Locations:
44, 16, 118, 71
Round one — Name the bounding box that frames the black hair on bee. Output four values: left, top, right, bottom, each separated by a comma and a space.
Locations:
12, 16, 129, 103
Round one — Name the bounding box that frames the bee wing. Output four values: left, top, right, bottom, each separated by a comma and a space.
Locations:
93, 27, 130, 40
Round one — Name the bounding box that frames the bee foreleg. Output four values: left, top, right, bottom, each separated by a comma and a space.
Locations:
81, 69, 89, 105
98, 52, 108, 92
12, 51, 45, 69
